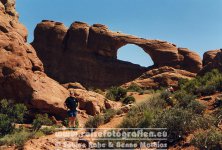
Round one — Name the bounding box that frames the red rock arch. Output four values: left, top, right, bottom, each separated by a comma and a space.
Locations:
117, 44, 154, 67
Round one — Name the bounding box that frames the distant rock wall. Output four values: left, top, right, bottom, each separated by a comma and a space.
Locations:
32, 21, 202, 88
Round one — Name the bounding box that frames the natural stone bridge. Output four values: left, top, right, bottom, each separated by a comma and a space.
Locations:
32, 21, 202, 88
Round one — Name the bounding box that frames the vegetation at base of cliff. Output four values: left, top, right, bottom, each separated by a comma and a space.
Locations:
0, 99, 58, 148
32, 114, 53, 131
0, 99, 28, 136
121, 96, 135, 104
191, 128, 222, 150
106, 86, 127, 101
178, 69, 222, 97
105, 86, 137, 105
98, 69, 222, 149
126, 83, 143, 93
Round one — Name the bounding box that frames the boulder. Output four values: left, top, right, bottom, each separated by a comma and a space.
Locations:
71, 89, 122, 115
122, 66, 196, 89
32, 20, 202, 89
199, 49, 222, 75
62, 82, 86, 90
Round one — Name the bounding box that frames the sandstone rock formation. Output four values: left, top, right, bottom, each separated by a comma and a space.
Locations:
71, 89, 122, 115
122, 66, 196, 89
199, 49, 222, 75
0, 0, 69, 118
32, 21, 202, 89
62, 82, 86, 90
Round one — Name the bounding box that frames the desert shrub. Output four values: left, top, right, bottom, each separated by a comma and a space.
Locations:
0, 99, 27, 123
213, 77, 222, 91
160, 90, 175, 106
104, 109, 117, 123
153, 108, 211, 143
85, 115, 104, 128
174, 91, 196, 108
137, 110, 155, 128
122, 96, 135, 104
127, 83, 143, 93
32, 114, 53, 131
146, 95, 167, 109
0, 114, 13, 136
143, 89, 155, 94
160, 90, 171, 100
0, 126, 57, 147
179, 69, 222, 96
187, 100, 206, 114
153, 108, 192, 142
120, 97, 162, 128
63, 118, 79, 128
195, 85, 217, 96
0, 129, 33, 147
40, 126, 57, 135
119, 111, 144, 128
191, 128, 222, 150
0, 99, 27, 136
105, 86, 127, 101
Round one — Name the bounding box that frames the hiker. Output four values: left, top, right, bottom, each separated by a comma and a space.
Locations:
166, 86, 174, 93
64, 91, 79, 128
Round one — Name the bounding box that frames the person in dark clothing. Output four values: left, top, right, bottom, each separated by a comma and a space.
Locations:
64, 91, 79, 128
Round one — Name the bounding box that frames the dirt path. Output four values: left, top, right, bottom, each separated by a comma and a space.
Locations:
21, 93, 151, 149
23, 115, 125, 150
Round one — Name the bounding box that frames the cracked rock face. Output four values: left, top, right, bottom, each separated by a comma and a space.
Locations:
0, 0, 69, 118
32, 21, 202, 88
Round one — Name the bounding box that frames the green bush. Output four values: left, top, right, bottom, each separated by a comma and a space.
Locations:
191, 128, 222, 150
0, 126, 57, 147
32, 114, 53, 131
179, 69, 222, 96
106, 87, 127, 101
174, 91, 196, 108
195, 85, 217, 96
0, 99, 27, 136
122, 96, 135, 104
63, 118, 79, 128
160, 90, 172, 100
146, 95, 167, 109
104, 109, 117, 123
153, 108, 212, 143
187, 100, 206, 114
40, 126, 57, 135
153, 108, 192, 142
137, 110, 155, 128
127, 83, 143, 93
119, 97, 162, 128
85, 115, 104, 128
0, 129, 33, 147
0, 114, 13, 136
160, 90, 174, 106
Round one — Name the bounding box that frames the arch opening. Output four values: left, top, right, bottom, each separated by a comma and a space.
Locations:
117, 44, 154, 67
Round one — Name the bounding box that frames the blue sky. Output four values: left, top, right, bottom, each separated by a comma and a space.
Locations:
17, 0, 222, 67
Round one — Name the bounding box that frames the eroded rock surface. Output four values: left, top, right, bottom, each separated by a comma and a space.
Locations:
122, 66, 196, 89
32, 21, 202, 89
199, 49, 222, 75
0, 0, 69, 118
